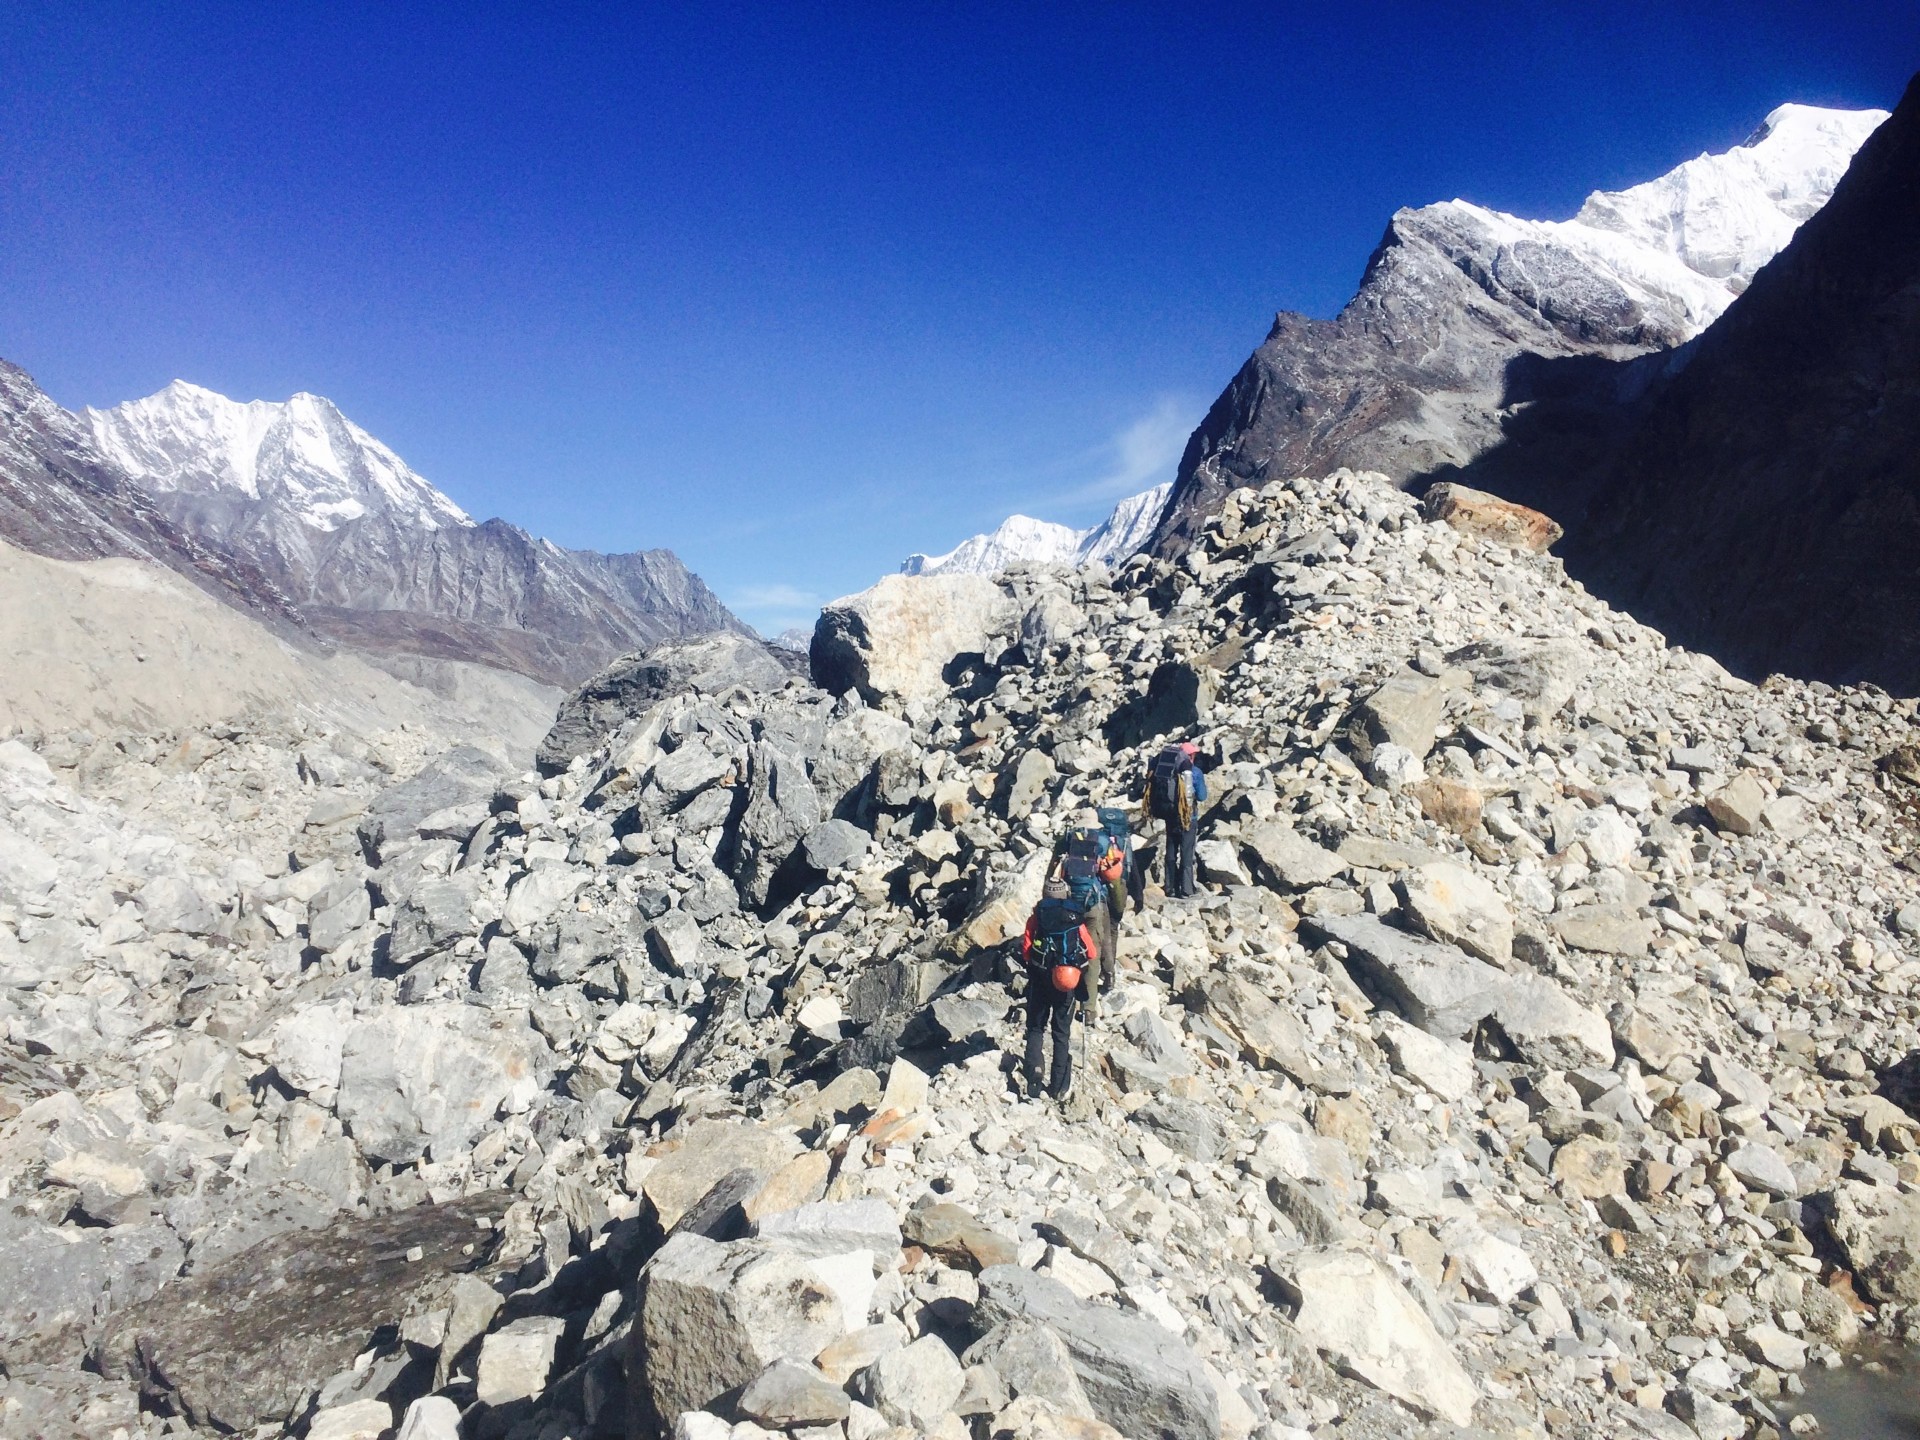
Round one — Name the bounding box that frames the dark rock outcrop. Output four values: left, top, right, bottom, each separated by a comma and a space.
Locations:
94, 1193, 511, 1432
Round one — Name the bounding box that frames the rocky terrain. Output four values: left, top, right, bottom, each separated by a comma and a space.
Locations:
1146, 103, 1886, 555
1, 367, 745, 689
1428, 73, 1920, 697
9, 462, 1920, 1440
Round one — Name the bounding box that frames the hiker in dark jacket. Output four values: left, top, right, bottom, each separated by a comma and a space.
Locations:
1143, 742, 1208, 899
1019, 877, 1096, 1099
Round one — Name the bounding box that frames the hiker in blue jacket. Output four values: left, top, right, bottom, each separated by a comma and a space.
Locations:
1143, 742, 1208, 899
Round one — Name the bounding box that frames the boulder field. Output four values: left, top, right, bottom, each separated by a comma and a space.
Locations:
6, 469, 1920, 1439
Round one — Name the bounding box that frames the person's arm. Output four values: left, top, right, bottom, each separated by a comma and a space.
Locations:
1193, 768, 1209, 804
1021, 915, 1036, 961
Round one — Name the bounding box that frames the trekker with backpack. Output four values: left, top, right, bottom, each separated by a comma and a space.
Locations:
1144, 742, 1208, 899
1019, 877, 1097, 1099
1050, 808, 1125, 1018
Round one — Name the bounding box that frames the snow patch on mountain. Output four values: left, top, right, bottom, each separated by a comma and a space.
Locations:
901, 483, 1170, 577
87, 381, 473, 533
1440, 102, 1888, 341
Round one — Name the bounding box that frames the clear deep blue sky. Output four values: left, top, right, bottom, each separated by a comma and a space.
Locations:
3, 5, 1914, 634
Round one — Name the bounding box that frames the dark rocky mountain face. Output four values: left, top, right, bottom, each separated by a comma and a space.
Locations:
63, 379, 746, 687
0, 362, 305, 634
1149, 105, 1885, 555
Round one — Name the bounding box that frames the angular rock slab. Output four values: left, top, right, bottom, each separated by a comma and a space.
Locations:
975, 1265, 1219, 1440
1307, 913, 1611, 1068
1281, 1248, 1476, 1426
633, 1231, 874, 1425
96, 1194, 511, 1433
336, 1004, 552, 1166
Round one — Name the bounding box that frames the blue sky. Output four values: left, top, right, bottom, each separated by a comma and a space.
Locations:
2, 5, 1914, 634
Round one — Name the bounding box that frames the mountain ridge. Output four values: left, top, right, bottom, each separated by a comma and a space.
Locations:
1149, 101, 1888, 553
72, 377, 748, 686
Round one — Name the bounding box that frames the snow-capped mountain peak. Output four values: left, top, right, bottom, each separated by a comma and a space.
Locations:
901, 483, 1170, 577
86, 381, 473, 533
1434, 102, 1888, 343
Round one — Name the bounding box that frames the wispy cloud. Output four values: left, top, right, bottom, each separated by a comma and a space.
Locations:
1048, 394, 1199, 509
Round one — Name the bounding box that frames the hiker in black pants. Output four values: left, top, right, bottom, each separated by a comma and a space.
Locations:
1143, 742, 1208, 899
1019, 878, 1097, 1099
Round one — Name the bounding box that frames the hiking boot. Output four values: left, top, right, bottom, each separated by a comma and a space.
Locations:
1050, 1076, 1074, 1102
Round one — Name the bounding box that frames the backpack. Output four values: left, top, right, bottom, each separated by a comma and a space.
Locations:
1030, 896, 1092, 992
1059, 828, 1115, 911
1145, 746, 1194, 826
1096, 805, 1142, 908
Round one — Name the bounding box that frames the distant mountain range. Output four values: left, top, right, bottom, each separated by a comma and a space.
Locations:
0, 371, 744, 687
900, 483, 1169, 577
1150, 102, 1888, 552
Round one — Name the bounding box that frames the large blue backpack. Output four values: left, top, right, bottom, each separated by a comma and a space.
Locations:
1058, 828, 1112, 913
1031, 896, 1092, 982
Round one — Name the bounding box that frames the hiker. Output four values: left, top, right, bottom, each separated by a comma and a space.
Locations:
1050, 807, 1125, 1017
1144, 742, 1208, 898
1019, 877, 1097, 1099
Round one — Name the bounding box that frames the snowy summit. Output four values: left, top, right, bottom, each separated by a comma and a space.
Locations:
901, 483, 1170, 578
86, 380, 473, 533
1438, 103, 1888, 342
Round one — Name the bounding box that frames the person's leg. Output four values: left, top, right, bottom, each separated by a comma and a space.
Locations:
1082, 917, 1105, 1025
1048, 990, 1075, 1096
1023, 984, 1049, 1093
1179, 822, 1199, 896
1161, 821, 1178, 893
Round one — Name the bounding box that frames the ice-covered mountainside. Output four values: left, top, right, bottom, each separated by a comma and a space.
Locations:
1442, 103, 1887, 338
88, 381, 472, 533
901, 482, 1169, 576
1153, 102, 1889, 551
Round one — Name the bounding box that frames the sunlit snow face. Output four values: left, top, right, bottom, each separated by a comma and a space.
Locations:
1435, 103, 1887, 343
84, 381, 475, 533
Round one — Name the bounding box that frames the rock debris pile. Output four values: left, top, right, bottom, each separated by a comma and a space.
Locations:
7, 469, 1920, 1440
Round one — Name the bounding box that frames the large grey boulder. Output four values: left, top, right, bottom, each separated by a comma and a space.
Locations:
633, 1231, 877, 1424
95, 1194, 512, 1433
539, 633, 805, 776
1306, 913, 1611, 1067
0, 1212, 184, 1368
642, 1120, 802, 1231
1280, 1248, 1476, 1426
811, 574, 1015, 704
855, 1334, 967, 1431
386, 873, 480, 968
1399, 860, 1512, 966
1448, 638, 1583, 723
336, 1004, 551, 1166
974, 1265, 1219, 1440
1240, 820, 1345, 890
802, 818, 871, 873
1345, 671, 1449, 761
358, 745, 507, 865
731, 742, 824, 908
1102, 660, 1218, 752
